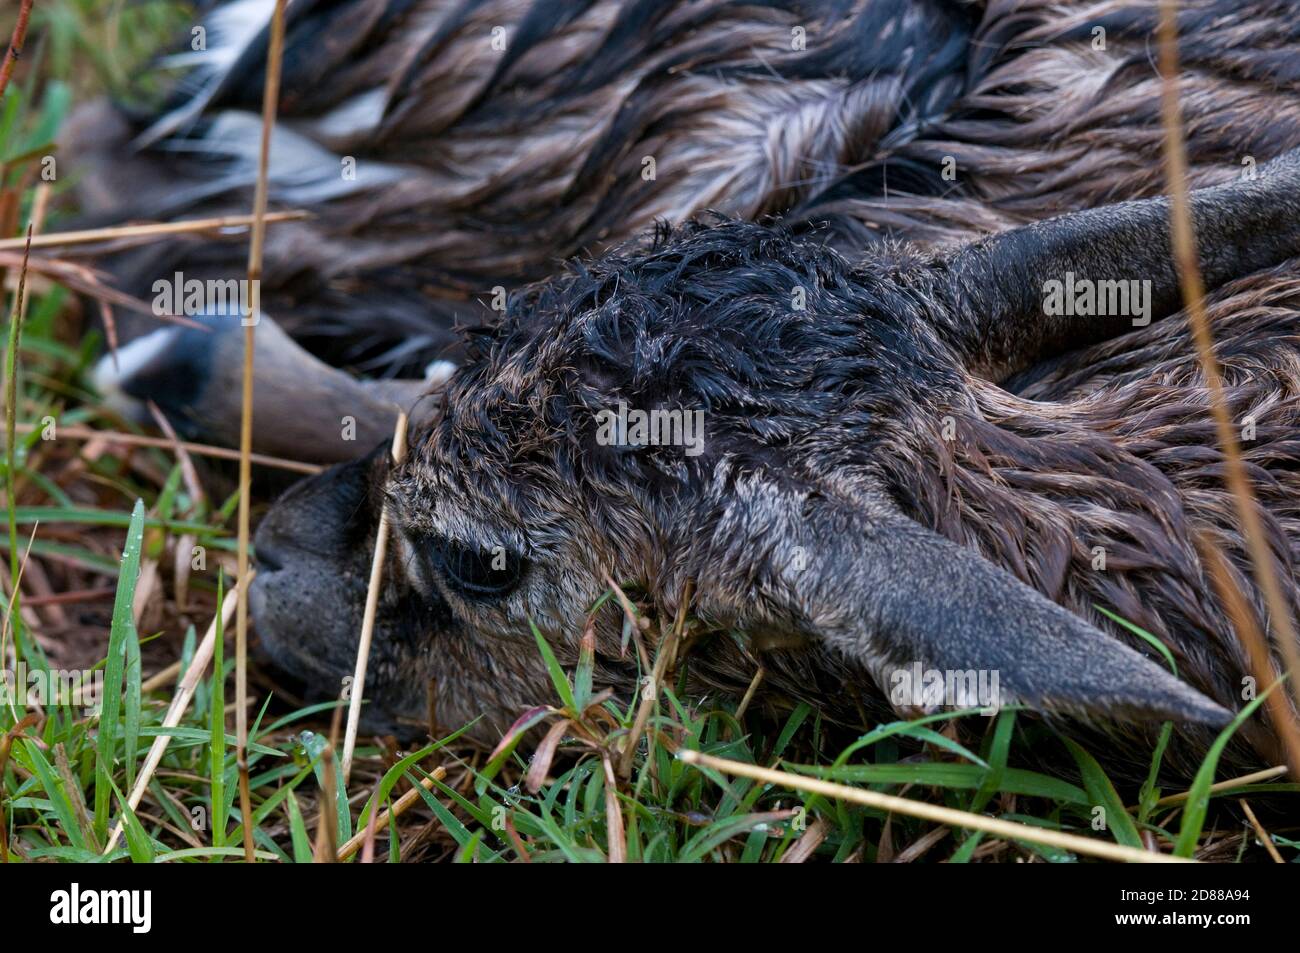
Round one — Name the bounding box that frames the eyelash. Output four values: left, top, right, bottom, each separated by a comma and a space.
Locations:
430, 539, 527, 599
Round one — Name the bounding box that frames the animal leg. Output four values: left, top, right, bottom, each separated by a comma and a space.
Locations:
93, 313, 447, 464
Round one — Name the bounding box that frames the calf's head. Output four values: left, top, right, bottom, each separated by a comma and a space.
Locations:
251, 147, 1300, 742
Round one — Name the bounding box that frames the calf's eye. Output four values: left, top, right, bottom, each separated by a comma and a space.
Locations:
432, 539, 526, 599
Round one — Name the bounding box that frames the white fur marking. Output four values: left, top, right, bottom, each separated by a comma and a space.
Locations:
136, 0, 275, 145
91, 328, 182, 420
424, 360, 459, 384
157, 110, 406, 203
306, 88, 390, 140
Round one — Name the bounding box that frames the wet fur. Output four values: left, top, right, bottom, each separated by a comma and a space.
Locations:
256, 211, 1300, 782
79, 0, 1300, 783
71, 0, 1300, 367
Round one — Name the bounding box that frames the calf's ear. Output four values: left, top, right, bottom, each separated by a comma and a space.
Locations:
698, 484, 1230, 725
944, 147, 1300, 380
847, 516, 1230, 724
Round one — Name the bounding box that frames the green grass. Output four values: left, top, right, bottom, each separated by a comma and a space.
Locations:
25, 1, 192, 100
4, 536, 1298, 862
0, 0, 1296, 864
0, 454, 1293, 863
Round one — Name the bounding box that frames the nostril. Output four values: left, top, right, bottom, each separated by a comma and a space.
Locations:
254, 543, 286, 573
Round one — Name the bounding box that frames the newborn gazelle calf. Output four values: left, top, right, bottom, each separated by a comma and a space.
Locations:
251, 150, 1300, 780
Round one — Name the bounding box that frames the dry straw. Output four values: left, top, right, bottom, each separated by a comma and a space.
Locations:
335, 767, 447, 862
678, 750, 1195, 863
13, 422, 323, 474
234, 0, 289, 863
0, 211, 307, 252
1156, 0, 1300, 763
0, 0, 33, 103
341, 411, 409, 783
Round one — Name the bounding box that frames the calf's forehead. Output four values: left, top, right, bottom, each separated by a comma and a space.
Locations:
390, 426, 580, 554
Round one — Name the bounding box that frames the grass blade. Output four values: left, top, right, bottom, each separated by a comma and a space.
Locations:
1063, 738, 1142, 849
970, 708, 1016, 813
285, 789, 312, 864
530, 619, 577, 712
209, 573, 227, 849
19, 738, 87, 850
93, 498, 145, 840
123, 601, 142, 789
1175, 680, 1279, 857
